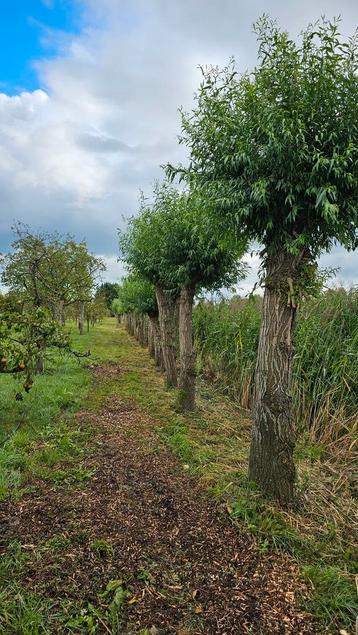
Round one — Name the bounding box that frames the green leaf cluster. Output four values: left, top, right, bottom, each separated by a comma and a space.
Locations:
1, 223, 105, 309
0, 293, 69, 386
169, 17, 358, 257
112, 275, 157, 316
119, 182, 247, 293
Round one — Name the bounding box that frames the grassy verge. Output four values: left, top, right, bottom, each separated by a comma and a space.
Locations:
0, 318, 357, 633
159, 411, 357, 632
0, 319, 142, 633
0, 318, 140, 501
0, 352, 90, 501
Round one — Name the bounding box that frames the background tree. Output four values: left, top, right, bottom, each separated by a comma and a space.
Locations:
85, 293, 108, 331
115, 275, 162, 365
1, 225, 105, 341
167, 18, 358, 501
96, 282, 120, 312
53, 240, 105, 335
120, 183, 247, 408
119, 191, 180, 388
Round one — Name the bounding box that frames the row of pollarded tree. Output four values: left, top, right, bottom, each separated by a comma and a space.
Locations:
117, 17, 358, 506
118, 186, 247, 408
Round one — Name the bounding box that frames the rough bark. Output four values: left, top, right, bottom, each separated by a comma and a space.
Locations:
57, 300, 65, 325
248, 249, 307, 506
141, 316, 149, 347
148, 315, 163, 369
147, 319, 155, 357
177, 285, 196, 411
155, 286, 178, 388
128, 313, 134, 337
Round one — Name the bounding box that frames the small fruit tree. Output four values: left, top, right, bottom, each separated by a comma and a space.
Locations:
1, 225, 105, 340
0, 292, 69, 397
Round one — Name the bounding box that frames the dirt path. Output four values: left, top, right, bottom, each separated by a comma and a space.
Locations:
1, 363, 320, 635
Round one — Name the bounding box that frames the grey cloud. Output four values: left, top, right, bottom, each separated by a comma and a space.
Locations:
76, 132, 134, 153
0, 0, 357, 287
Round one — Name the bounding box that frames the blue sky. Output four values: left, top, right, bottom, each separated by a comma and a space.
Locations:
0, 0, 80, 93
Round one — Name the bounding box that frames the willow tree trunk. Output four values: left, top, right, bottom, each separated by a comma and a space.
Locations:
149, 315, 164, 369
78, 302, 85, 336
155, 286, 178, 388
177, 285, 196, 411
249, 250, 305, 506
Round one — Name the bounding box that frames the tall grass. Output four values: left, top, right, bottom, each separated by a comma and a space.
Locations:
194, 296, 261, 408
193, 288, 358, 442
293, 288, 358, 443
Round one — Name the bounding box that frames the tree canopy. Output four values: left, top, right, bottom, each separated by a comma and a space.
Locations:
168, 17, 358, 260
114, 275, 157, 317
0, 292, 69, 395
119, 183, 247, 292
96, 282, 120, 311
0, 225, 102, 393
1, 224, 105, 312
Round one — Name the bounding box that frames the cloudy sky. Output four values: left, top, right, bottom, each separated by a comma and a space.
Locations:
0, 0, 357, 290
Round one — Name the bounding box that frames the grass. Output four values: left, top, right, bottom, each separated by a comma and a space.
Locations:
0, 540, 129, 635
194, 288, 358, 446
0, 353, 89, 500
0, 318, 164, 635
157, 394, 358, 631
109, 322, 358, 633
1, 317, 357, 633
0, 318, 133, 501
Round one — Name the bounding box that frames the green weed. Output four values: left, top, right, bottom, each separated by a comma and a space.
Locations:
302, 565, 358, 627
43, 466, 96, 484
90, 539, 114, 557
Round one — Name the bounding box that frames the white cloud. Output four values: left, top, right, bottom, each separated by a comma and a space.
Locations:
99, 255, 127, 284
0, 0, 357, 286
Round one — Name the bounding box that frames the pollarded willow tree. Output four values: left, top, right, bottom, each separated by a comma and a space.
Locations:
119, 183, 247, 409
114, 274, 163, 366
167, 18, 358, 502
119, 188, 181, 389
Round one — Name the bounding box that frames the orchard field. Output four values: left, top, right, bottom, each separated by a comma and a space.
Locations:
1, 14, 358, 635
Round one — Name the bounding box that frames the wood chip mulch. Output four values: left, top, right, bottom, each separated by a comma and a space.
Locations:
0, 368, 321, 634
